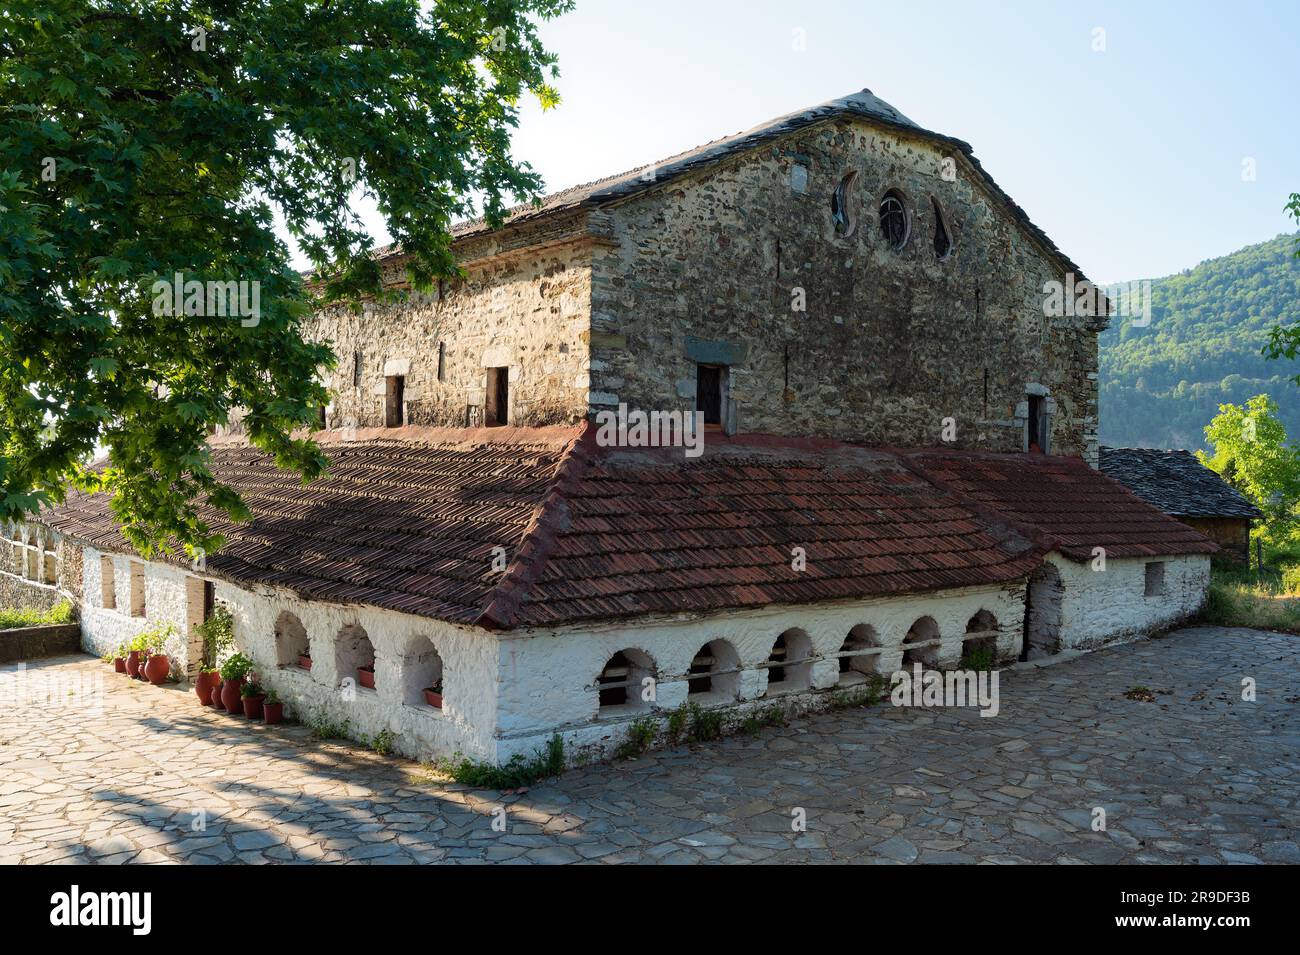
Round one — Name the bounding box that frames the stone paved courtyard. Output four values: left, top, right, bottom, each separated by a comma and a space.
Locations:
1, 625, 1297, 864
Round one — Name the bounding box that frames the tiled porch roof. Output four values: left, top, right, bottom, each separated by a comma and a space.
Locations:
43, 429, 1214, 630
904, 449, 1220, 562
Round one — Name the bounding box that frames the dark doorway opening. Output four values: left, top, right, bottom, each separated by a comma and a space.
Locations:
485, 367, 509, 427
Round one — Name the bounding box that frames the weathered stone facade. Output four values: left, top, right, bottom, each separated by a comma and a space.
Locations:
590, 119, 1097, 459
285, 111, 1099, 463
298, 235, 593, 433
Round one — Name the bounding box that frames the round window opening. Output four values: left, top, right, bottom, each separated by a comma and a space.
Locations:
879, 190, 909, 250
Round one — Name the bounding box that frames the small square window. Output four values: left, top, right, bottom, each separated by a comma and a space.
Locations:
485, 367, 509, 427
1144, 561, 1166, 597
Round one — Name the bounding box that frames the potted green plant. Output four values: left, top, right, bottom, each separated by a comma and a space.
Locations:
125, 633, 148, 678
195, 606, 234, 705
112, 642, 128, 674
219, 652, 254, 714
142, 624, 176, 685
262, 688, 284, 725
240, 680, 266, 720
357, 663, 376, 689
423, 681, 443, 709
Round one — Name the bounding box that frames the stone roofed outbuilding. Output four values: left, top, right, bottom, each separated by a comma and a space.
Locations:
1100, 446, 1261, 562
22, 88, 1214, 766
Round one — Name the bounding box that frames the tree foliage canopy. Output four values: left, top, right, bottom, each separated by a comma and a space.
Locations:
1199, 394, 1300, 550
0, 0, 570, 556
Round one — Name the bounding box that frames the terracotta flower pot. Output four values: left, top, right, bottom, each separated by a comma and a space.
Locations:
297, 654, 312, 670
113, 657, 127, 674
423, 688, 443, 709
221, 679, 244, 713
195, 671, 218, 705
144, 653, 170, 685
263, 701, 284, 725
357, 665, 375, 689
208, 678, 223, 707
241, 694, 265, 720
125, 650, 142, 678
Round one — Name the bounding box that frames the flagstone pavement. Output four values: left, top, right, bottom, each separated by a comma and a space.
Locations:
1, 625, 1297, 864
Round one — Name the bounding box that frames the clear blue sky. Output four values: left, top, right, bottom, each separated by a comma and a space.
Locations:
350, 0, 1300, 283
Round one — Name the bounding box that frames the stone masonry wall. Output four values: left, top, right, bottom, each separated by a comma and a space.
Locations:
296, 241, 593, 432
588, 118, 1099, 460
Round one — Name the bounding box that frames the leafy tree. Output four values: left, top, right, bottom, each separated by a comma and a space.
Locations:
1199, 394, 1300, 551
0, 0, 570, 556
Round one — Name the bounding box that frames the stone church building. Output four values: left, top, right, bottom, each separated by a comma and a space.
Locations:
17, 90, 1215, 765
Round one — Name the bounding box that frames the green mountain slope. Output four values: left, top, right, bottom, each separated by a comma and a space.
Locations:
1099, 233, 1300, 451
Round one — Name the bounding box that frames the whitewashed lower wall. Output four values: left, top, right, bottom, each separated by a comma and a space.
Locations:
1051, 552, 1211, 650
493, 581, 1028, 763
217, 582, 501, 763
80, 548, 195, 676
73, 541, 1212, 767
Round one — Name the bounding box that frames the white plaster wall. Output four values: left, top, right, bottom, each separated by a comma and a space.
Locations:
1051, 552, 1210, 650
216, 581, 501, 763
493, 582, 1027, 762
80, 547, 194, 676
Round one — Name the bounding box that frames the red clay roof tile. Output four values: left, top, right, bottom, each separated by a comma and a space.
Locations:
40, 427, 1214, 630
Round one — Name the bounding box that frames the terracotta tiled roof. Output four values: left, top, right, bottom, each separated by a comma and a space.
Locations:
1099, 447, 1261, 520
44, 427, 581, 624
44, 431, 1212, 629
905, 450, 1219, 561
486, 435, 1045, 628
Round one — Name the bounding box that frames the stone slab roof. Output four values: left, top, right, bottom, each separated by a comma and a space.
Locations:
44, 430, 1214, 630
1099, 447, 1262, 520
906, 450, 1220, 561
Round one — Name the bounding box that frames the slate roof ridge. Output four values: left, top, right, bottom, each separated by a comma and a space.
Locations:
474, 422, 598, 630
1099, 446, 1262, 519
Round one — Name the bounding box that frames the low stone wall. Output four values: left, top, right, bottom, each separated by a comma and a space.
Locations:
0, 623, 82, 664
0, 574, 65, 613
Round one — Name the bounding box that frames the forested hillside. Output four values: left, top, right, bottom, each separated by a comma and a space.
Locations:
1099, 233, 1300, 451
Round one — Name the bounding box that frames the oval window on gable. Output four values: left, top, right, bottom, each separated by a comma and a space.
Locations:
931, 197, 953, 260
831, 171, 857, 237
879, 189, 909, 250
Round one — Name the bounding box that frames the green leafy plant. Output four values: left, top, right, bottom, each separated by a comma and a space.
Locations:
196, 605, 235, 669
615, 716, 657, 759
0, 0, 572, 555
265, 688, 280, 705
0, 601, 75, 631
687, 702, 724, 743
136, 622, 176, 655
240, 681, 264, 699
430, 734, 565, 789
666, 703, 690, 744
959, 646, 995, 671
304, 711, 350, 740
370, 729, 395, 756
219, 652, 253, 683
